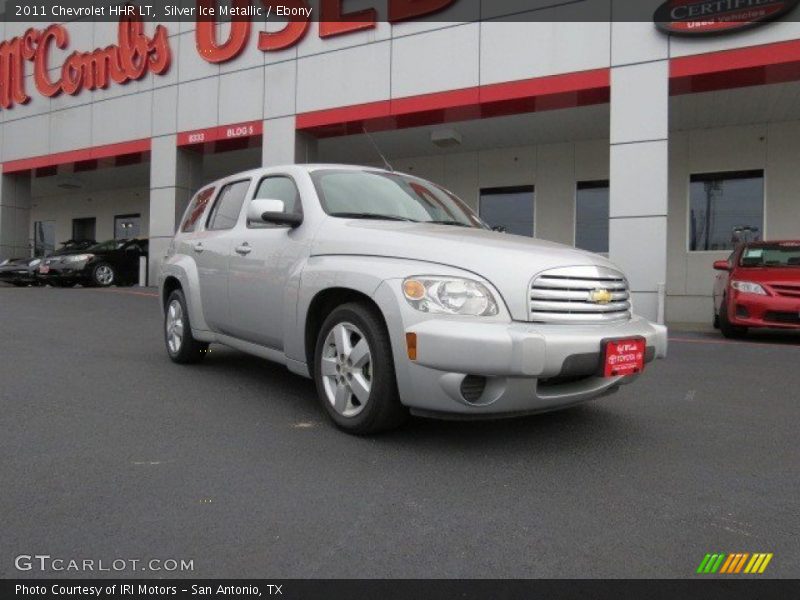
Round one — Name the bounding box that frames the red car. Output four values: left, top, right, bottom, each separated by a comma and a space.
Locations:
713, 241, 800, 338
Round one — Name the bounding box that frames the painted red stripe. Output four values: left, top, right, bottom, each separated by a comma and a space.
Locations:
479, 69, 610, 104
296, 100, 392, 131
297, 69, 611, 137
2, 139, 151, 174
670, 38, 800, 94
671, 39, 800, 78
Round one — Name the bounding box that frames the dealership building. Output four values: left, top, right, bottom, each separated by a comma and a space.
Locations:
1, 0, 800, 323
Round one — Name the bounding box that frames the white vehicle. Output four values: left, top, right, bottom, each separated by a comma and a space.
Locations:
159, 165, 667, 434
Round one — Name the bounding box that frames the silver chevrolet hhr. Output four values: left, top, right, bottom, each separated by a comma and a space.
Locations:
159, 165, 667, 434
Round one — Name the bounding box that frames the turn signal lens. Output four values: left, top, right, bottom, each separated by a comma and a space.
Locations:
403, 279, 426, 301
406, 332, 417, 361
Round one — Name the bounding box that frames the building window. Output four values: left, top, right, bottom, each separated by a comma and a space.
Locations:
115, 214, 141, 240
207, 180, 251, 231
72, 217, 96, 242
479, 186, 535, 237
575, 181, 609, 254
689, 170, 764, 252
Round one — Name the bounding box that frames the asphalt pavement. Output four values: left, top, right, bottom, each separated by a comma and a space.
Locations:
1, 285, 799, 578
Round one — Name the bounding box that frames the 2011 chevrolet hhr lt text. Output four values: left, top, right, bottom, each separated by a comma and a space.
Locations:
159, 165, 668, 434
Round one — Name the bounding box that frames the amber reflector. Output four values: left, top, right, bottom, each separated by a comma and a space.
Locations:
406, 333, 417, 361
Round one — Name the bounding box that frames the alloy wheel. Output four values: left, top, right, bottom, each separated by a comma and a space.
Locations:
95, 265, 114, 286
320, 322, 372, 418
166, 299, 184, 354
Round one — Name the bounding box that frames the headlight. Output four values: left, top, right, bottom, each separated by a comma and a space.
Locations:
28, 258, 41, 267
402, 276, 499, 316
65, 254, 92, 263
0, 259, 8, 266
731, 280, 767, 295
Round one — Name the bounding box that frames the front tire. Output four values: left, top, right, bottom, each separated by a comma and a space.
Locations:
314, 303, 407, 435
719, 295, 747, 339
91, 263, 116, 287
164, 289, 209, 364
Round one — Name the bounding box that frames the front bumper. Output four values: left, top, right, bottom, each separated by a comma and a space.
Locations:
392, 311, 667, 417
0, 268, 38, 284
727, 292, 800, 329
38, 264, 91, 284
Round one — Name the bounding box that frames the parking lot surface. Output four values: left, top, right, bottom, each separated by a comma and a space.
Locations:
2, 286, 799, 578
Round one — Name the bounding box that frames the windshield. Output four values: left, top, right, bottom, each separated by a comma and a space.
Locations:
87, 240, 125, 253
311, 169, 486, 228
739, 243, 800, 267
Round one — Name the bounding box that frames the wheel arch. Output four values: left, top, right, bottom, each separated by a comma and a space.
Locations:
303, 288, 387, 377
162, 275, 182, 309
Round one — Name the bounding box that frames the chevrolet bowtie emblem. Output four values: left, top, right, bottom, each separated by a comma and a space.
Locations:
590, 289, 613, 304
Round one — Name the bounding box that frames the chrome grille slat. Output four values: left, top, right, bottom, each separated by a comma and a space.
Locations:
531, 288, 629, 302
533, 277, 628, 291
529, 266, 632, 324
530, 300, 631, 313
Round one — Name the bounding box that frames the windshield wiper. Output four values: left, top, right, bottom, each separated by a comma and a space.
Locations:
329, 212, 418, 222
426, 220, 473, 228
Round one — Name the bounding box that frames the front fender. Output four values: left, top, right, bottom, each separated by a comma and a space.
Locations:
288, 255, 488, 370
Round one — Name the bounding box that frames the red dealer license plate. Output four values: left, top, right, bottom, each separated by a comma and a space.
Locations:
603, 337, 646, 378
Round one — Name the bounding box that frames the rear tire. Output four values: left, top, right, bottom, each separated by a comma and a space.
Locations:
313, 302, 408, 435
719, 296, 747, 339
165, 289, 209, 364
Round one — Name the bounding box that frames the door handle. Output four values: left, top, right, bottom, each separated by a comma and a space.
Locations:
192, 242, 204, 254
235, 243, 252, 256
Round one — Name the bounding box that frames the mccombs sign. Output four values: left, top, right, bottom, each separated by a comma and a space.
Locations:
0, 0, 456, 112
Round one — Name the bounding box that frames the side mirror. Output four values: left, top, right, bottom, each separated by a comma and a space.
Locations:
247, 198, 303, 228
713, 260, 730, 271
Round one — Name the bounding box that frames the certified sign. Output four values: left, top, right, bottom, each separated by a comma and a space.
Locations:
654, 0, 800, 36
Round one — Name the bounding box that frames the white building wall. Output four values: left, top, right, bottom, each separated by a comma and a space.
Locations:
29, 187, 150, 245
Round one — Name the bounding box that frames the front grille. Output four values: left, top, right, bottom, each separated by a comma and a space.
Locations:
772, 284, 800, 298
764, 311, 800, 325
529, 266, 631, 324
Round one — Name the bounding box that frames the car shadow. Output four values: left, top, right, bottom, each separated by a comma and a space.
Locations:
196, 345, 641, 454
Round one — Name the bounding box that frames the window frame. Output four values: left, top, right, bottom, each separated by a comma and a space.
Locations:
247, 174, 304, 229
573, 180, 610, 255
205, 178, 254, 232
686, 169, 766, 254
478, 185, 536, 238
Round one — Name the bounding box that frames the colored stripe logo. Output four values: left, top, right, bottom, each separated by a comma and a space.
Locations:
697, 553, 773, 574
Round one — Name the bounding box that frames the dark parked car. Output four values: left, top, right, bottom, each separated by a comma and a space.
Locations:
0, 257, 43, 286
38, 239, 148, 287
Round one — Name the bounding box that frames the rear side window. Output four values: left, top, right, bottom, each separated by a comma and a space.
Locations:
254, 176, 302, 214
181, 187, 215, 233
207, 180, 251, 231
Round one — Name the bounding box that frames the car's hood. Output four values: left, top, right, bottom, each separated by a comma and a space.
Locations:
734, 267, 800, 285
311, 219, 624, 320
1, 258, 31, 266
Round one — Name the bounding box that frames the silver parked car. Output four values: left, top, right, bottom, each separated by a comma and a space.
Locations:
159, 165, 667, 434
